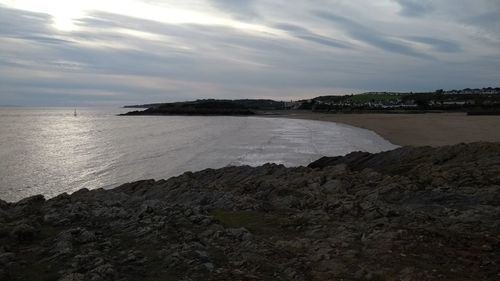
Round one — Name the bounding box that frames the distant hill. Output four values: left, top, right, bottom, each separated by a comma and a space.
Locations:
233, 99, 289, 110
124, 99, 292, 110
307, 87, 500, 113
121, 100, 255, 116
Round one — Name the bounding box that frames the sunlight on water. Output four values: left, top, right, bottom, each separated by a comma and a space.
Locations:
0, 107, 397, 202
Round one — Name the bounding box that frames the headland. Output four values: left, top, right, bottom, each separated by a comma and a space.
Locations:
121, 100, 254, 116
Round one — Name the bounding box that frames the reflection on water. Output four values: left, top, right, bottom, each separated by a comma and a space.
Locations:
0, 107, 397, 202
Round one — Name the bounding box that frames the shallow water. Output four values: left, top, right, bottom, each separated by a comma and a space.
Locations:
0, 107, 397, 201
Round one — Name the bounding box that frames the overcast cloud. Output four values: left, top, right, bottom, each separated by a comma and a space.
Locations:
0, 0, 499, 106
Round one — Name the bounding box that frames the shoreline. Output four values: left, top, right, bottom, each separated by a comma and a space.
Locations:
262, 110, 500, 146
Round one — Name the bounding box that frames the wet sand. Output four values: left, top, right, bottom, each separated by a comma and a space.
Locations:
266, 111, 500, 146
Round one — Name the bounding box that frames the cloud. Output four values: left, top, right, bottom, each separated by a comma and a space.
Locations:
405, 36, 461, 53
394, 0, 434, 17
0, 5, 52, 33
274, 23, 352, 49
210, 0, 259, 20
313, 11, 433, 59
0, 1, 499, 106
0, 7, 342, 104
465, 9, 500, 37
0, 6, 73, 45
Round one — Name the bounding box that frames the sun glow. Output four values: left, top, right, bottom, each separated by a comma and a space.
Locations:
5, 0, 87, 31
2, 0, 280, 35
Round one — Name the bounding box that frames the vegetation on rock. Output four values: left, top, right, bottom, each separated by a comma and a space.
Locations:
122, 100, 255, 116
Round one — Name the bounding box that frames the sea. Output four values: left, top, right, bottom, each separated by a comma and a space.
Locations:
0, 107, 397, 202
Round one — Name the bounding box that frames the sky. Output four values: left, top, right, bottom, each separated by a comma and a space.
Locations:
0, 0, 499, 106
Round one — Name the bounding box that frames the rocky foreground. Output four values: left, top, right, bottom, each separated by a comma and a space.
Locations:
1, 143, 500, 281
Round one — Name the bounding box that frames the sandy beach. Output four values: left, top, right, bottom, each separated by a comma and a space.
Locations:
268, 111, 500, 146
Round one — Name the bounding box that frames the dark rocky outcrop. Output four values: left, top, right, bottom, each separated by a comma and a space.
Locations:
1, 143, 499, 280
121, 100, 255, 116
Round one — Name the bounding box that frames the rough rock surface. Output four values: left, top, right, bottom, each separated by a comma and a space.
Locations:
1, 142, 499, 280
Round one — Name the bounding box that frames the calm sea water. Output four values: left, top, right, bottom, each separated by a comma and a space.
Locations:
0, 107, 397, 202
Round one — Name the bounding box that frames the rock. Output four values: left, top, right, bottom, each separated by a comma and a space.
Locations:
59, 273, 85, 281
0, 143, 499, 280
77, 229, 96, 243
195, 250, 210, 262
44, 212, 63, 224
15, 194, 45, 207
53, 231, 74, 255
202, 262, 214, 272
399, 267, 415, 281
0, 199, 9, 210
0, 252, 15, 264
10, 223, 37, 241
226, 227, 242, 237
320, 179, 340, 193
88, 263, 115, 281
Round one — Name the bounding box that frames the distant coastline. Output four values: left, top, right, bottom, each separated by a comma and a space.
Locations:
122, 87, 500, 116
119, 88, 500, 146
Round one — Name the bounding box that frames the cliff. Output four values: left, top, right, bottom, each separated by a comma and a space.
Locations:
1, 143, 499, 280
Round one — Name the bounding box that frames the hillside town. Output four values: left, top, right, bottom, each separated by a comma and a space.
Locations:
299, 87, 500, 113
